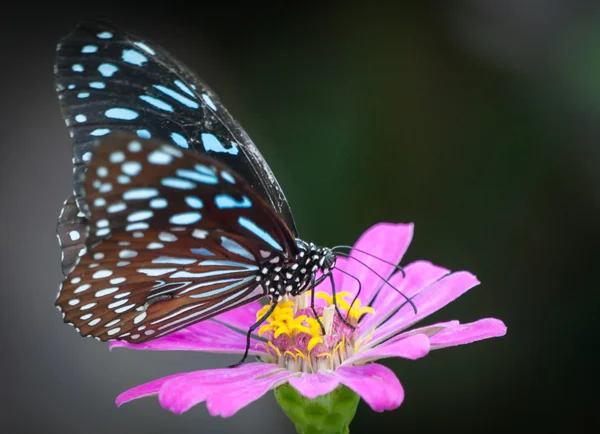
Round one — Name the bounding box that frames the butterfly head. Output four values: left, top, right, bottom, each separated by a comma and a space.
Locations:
320, 248, 337, 272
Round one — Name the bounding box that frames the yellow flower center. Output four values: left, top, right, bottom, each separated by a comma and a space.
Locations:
253, 291, 374, 373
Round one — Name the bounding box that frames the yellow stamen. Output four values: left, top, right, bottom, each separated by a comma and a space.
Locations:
258, 325, 272, 337
332, 337, 344, 359
283, 350, 297, 360
267, 341, 281, 358
338, 335, 346, 357
255, 292, 377, 372
316, 292, 333, 305
295, 348, 309, 362
307, 336, 323, 352
273, 325, 290, 339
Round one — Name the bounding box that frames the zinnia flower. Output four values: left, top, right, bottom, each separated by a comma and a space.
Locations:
110, 223, 506, 419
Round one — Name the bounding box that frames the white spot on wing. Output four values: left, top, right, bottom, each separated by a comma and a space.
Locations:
159, 232, 177, 242
119, 250, 138, 259
93, 270, 113, 279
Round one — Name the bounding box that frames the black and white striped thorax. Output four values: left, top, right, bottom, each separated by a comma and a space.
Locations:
258, 239, 336, 302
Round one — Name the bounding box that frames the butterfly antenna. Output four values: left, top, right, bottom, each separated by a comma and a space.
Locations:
333, 251, 417, 314
333, 266, 364, 322
331, 245, 406, 278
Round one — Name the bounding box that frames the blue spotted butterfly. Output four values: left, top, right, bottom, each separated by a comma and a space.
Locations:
54, 21, 411, 359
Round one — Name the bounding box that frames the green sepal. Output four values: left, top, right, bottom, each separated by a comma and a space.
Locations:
274, 383, 360, 434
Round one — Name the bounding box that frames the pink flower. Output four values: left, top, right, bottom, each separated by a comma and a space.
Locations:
110, 223, 507, 417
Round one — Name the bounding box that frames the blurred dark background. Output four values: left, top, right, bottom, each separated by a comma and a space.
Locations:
1, 1, 596, 433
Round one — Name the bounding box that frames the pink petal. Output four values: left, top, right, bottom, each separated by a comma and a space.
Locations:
116, 372, 189, 406
337, 223, 414, 304
212, 301, 264, 332
158, 363, 279, 414
357, 260, 450, 335
344, 333, 430, 365
392, 320, 459, 339
206, 369, 295, 417
368, 271, 480, 347
430, 318, 507, 349
335, 364, 404, 412
288, 372, 340, 399
109, 320, 267, 356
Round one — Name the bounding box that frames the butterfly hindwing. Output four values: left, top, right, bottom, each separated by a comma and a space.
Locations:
55, 134, 297, 342
55, 20, 297, 235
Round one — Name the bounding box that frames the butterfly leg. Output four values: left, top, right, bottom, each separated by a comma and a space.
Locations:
228, 301, 278, 368
309, 275, 326, 335
328, 273, 356, 330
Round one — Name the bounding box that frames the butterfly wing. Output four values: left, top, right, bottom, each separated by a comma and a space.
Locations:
54, 20, 297, 235
56, 196, 89, 275
55, 135, 297, 342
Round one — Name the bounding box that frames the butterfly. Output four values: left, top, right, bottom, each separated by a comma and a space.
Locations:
53, 20, 338, 344
54, 21, 411, 361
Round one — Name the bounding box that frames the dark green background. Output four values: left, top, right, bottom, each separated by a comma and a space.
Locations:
1, 2, 594, 433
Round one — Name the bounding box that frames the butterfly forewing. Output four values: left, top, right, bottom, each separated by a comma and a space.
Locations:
55, 20, 297, 235
55, 135, 297, 342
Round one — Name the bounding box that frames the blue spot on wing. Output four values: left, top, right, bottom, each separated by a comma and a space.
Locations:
190, 248, 215, 256
98, 64, 118, 77
154, 85, 199, 109
139, 95, 173, 112
81, 45, 98, 54
221, 171, 235, 184
185, 196, 203, 209
105, 108, 139, 120
201, 133, 239, 155
178, 168, 218, 184
90, 128, 110, 136
188, 277, 255, 299
170, 132, 189, 148
136, 129, 151, 139
122, 49, 148, 66
174, 80, 194, 97
221, 236, 255, 260
89, 81, 105, 89
170, 212, 202, 225
214, 195, 252, 209
150, 198, 167, 208
238, 217, 283, 251
202, 93, 217, 111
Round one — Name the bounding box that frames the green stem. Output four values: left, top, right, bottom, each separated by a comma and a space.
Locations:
274, 383, 360, 434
